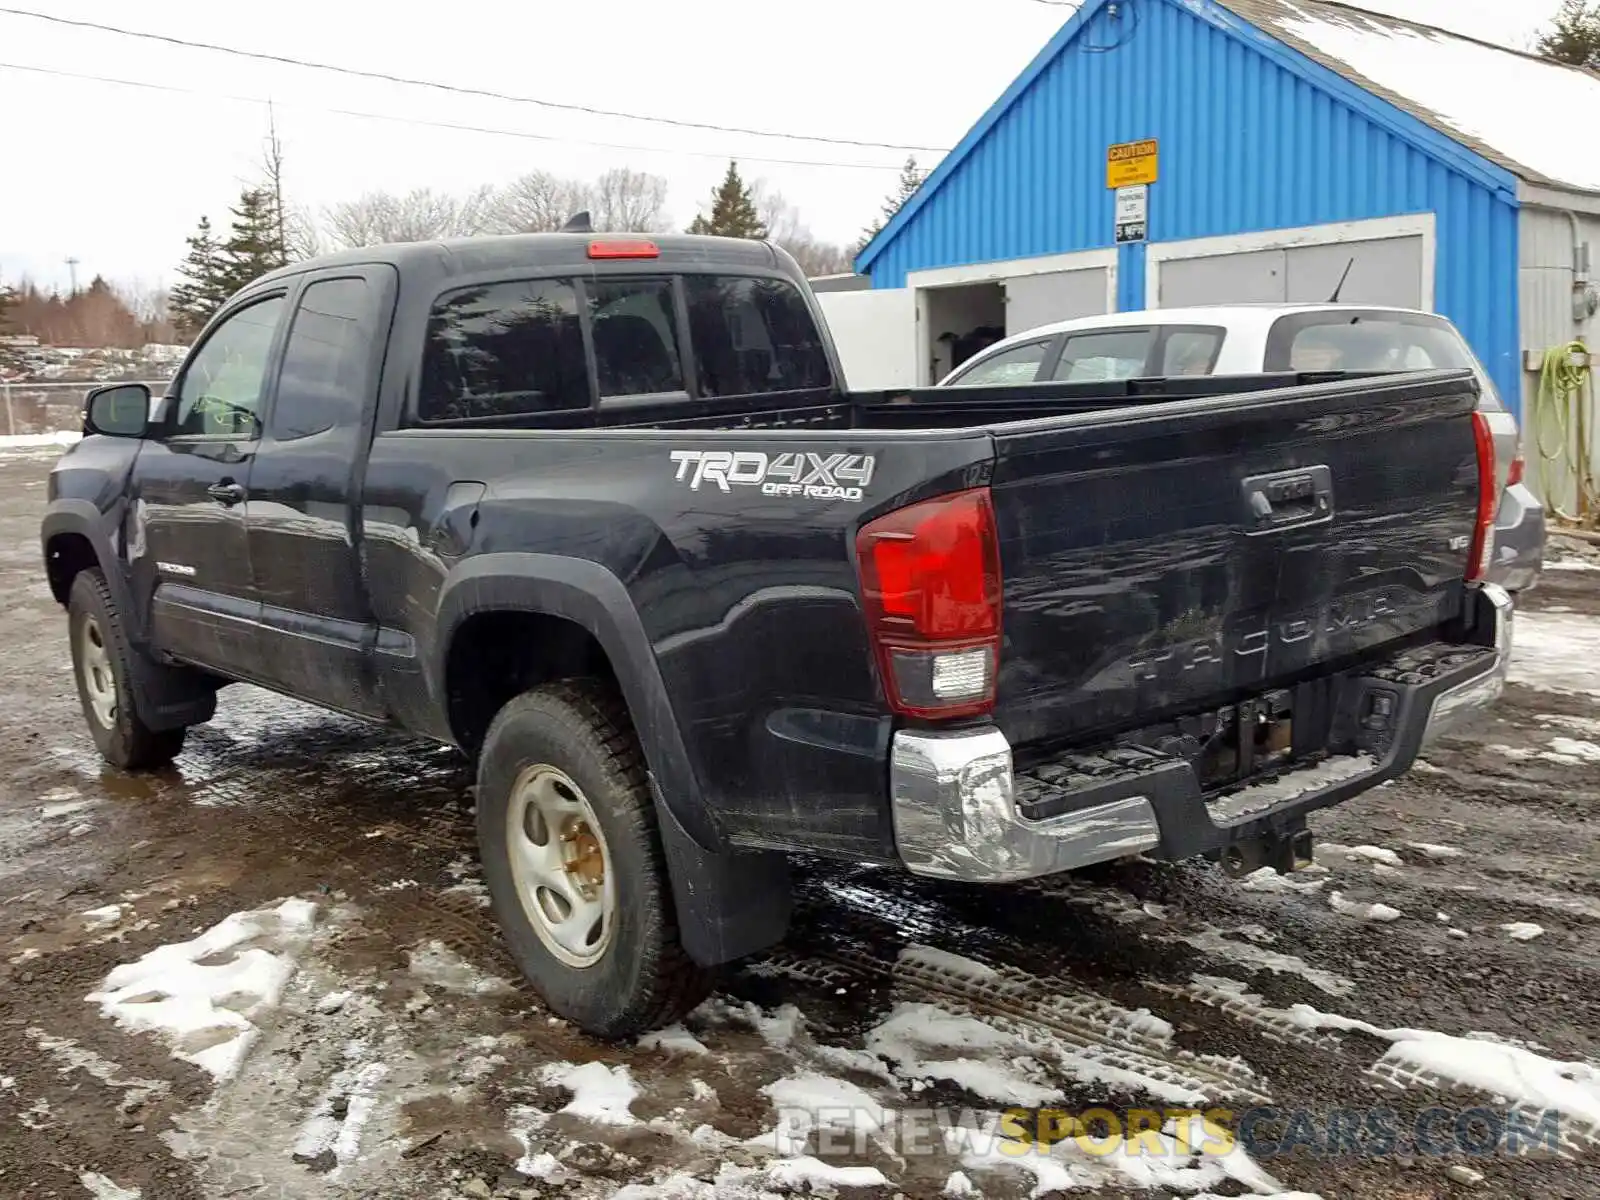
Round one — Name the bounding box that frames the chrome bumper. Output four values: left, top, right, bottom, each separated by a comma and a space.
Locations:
890, 584, 1513, 884
889, 727, 1160, 882
1420, 582, 1513, 746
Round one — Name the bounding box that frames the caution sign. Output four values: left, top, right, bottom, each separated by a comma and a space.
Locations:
1107, 139, 1159, 188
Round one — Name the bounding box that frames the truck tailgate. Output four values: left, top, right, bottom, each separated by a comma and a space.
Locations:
989, 370, 1481, 748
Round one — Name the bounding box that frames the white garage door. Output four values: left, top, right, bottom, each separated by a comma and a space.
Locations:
1156, 233, 1426, 310
1004, 268, 1111, 334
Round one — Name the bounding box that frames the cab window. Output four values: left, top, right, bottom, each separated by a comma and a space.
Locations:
947, 339, 1052, 386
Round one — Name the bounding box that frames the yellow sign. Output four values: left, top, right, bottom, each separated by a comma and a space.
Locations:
1107, 139, 1159, 188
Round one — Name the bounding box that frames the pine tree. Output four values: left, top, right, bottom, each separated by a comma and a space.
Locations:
168, 216, 231, 338
855, 156, 927, 256
218, 187, 288, 295
1539, 0, 1600, 68
686, 162, 768, 239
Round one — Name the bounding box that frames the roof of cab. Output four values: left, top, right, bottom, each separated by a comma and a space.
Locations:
250, 232, 788, 290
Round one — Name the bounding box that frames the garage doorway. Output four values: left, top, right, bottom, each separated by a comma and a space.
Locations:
907, 249, 1117, 384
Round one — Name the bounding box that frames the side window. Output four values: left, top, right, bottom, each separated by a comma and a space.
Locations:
947, 340, 1051, 386
684, 275, 831, 395
588, 279, 684, 398
419, 279, 588, 422
1051, 329, 1153, 382
170, 296, 286, 437
1159, 329, 1224, 376
271, 278, 373, 440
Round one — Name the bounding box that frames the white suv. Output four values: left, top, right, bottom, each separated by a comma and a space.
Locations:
939, 304, 1544, 594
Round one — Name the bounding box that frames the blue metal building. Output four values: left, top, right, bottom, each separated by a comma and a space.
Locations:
852, 0, 1600, 424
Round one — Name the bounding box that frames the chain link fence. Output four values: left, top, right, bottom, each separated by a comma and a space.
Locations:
0, 381, 171, 437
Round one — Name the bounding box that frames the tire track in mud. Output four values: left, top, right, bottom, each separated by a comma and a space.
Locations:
748, 942, 1269, 1105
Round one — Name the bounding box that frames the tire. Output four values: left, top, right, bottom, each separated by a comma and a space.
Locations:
476, 680, 714, 1037
68, 569, 186, 771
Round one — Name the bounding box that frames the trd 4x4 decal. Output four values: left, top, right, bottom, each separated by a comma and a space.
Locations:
669, 450, 876, 502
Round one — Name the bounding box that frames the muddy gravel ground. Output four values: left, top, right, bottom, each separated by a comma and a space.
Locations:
3, 446, 1600, 1200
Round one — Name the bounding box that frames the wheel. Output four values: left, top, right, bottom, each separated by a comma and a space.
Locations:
476, 680, 714, 1037
68, 569, 186, 770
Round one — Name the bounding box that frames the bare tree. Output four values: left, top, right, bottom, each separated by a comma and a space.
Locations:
285, 203, 325, 261
260, 105, 291, 263
324, 185, 501, 248
751, 182, 852, 277
489, 170, 592, 233
589, 167, 670, 233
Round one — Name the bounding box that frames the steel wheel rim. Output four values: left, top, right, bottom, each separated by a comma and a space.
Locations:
76, 614, 118, 729
505, 764, 616, 969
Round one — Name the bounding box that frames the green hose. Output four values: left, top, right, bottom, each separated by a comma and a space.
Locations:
1533, 339, 1595, 523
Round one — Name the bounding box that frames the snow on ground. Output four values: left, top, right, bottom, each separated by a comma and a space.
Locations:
0, 430, 81, 451
865, 1002, 1065, 1106
1548, 559, 1600, 572
405, 940, 516, 995
1405, 841, 1465, 860
1501, 922, 1546, 942
638, 1024, 712, 1056
1506, 611, 1600, 697
1169, 925, 1354, 996
85, 899, 317, 1081
1292, 1006, 1600, 1132
541, 1061, 641, 1125
77, 1172, 141, 1200
1328, 890, 1403, 922
1320, 843, 1403, 867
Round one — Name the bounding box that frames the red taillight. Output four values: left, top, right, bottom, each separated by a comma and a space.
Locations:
855, 487, 1002, 718
1466, 411, 1497, 582
587, 239, 659, 259
1506, 446, 1525, 487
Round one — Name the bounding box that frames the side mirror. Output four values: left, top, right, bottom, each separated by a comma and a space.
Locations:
84, 383, 152, 438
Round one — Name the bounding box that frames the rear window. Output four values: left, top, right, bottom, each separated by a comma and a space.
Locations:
589, 278, 685, 398
418, 272, 831, 422
685, 275, 831, 395
419, 279, 588, 422
1266, 311, 1500, 410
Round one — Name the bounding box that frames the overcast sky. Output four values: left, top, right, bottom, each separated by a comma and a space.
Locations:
0, 0, 1559, 295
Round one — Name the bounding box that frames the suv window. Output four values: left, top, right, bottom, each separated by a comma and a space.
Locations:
1160, 328, 1225, 376
1263, 311, 1498, 405
589, 278, 684, 398
420, 279, 588, 422
684, 275, 831, 395
171, 296, 286, 437
947, 339, 1052, 386
1051, 329, 1153, 382
272, 278, 372, 440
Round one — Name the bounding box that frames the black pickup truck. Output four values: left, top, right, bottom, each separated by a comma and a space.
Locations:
43, 232, 1511, 1036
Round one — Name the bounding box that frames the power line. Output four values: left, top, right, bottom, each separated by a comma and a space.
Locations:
0, 60, 910, 172
0, 6, 949, 154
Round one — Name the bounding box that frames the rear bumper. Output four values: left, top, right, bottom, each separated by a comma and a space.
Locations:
889, 584, 1512, 883
1489, 482, 1545, 594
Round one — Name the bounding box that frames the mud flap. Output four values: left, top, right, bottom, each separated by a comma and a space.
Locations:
127, 653, 218, 733
652, 777, 792, 966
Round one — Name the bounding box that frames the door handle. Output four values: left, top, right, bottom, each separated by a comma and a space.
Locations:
207, 482, 246, 506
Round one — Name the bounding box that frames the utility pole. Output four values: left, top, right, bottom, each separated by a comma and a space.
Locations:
65, 257, 80, 295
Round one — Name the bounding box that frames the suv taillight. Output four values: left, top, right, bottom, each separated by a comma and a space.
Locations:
1466, 411, 1497, 582
855, 487, 1002, 718
1506, 445, 1525, 487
